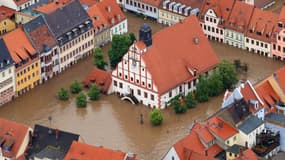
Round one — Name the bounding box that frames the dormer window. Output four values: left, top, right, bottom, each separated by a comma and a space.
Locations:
256, 31, 262, 36
278, 22, 283, 28
249, 29, 253, 33
266, 34, 270, 38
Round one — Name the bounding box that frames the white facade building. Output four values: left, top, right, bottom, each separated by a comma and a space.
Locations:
110, 16, 219, 108
0, 0, 40, 11
123, 0, 161, 20
110, 17, 128, 39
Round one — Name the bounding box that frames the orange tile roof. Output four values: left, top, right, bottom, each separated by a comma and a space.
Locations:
207, 116, 238, 140
0, 6, 15, 22
235, 149, 259, 160
274, 66, 285, 92
174, 131, 222, 159
3, 27, 37, 64
279, 6, 285, 22
0, 118, 30, 159
192, 123, 215, 143
240, 81, 264, 114
180, 148, 218, 160
225, 1, 254, 33
64, 141, 136, 160
246, 8, 278, 42
87, 3, 109, 32
200, 0, 235, 25
13, 0, 30, 6
255, 80, 279, 113
33, 0, 71, 14
140, 15, 219, 94
94, 0, 126, 28
133, 41, 146, 50
82, 67, 112, 93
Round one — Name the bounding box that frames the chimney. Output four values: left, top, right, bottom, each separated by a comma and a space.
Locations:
193, 36, 199, 45
205, 149, 208, 156
55, 129, 59, 140
139, 23, 152, 47
125, 152, 136, 160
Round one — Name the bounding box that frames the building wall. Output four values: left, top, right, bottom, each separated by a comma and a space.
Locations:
40, 47, 60, 82
266, 122, 285, 151
0, 19, 16, 35
59, 29, 94, 71
0, 65, 15, 106
272, 28, 285, 60
94, 29, 110, 47
226, 151, 239, 160
15, 12, 33, 25
17, 0, 38, 11
158, 9, 186, 26
245, 37, 271, 57
110, 19, 128, 39
237, 123, 265, 148
201, 9, 224, 42
123, 0, 158, 19
15, 58, 41, 95
225, 29, 245, 49
162, 147, 180, 160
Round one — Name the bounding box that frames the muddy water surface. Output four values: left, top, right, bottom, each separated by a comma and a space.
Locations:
0, 12, 284, 159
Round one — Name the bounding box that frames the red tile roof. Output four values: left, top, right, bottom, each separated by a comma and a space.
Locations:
255, 80, 279, 113
13, 0, 30, 6
64, 141, 136, 160
87, 3, 109, 32
174, 131, 222, 159
3, 27, 37, 64
235, 149, 259, 160
279, 6, 285, 23
0, 118, 30, 159
246, 8, 278, 42
240, 81, 264, 114
192, 123, 215, 144
0, 6, 15, 22
82, 67, 112, 93
274, 66, 285, 92
140, 15, 219, 94
207, 116, 238, 140
29, 25, 57, 53
200, 0, 235, 25
180, 148, 218, 160
33, 0, 71, 14
225, 1, 254, 33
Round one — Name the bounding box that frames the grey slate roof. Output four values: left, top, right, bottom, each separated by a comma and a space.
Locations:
238, 115, 264, 135
0, 39, 14, 71
227, 144, 245, 154
43, 0, 90, 38
26, 124, 79, 159
266, 113, 285, 123
23, 15, 47, 34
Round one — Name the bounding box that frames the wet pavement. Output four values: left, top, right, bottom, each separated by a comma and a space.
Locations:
0, 12, 284, 159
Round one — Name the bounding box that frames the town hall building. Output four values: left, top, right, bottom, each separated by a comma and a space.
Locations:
110, 15, 219, 109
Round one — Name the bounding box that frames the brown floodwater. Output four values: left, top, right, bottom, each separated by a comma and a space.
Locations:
0, 12, 284, 159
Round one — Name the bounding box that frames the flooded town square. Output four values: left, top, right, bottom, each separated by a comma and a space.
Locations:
1, 12, 285, 159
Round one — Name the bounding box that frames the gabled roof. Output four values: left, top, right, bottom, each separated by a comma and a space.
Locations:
235, 149, 259, 160
3, 27, 37, 64
13, 0, 30, 6
0, 118, 30, 159
192, 123, 215, 144
225, 1, 254, 33
0, 6, 15, 22
82, 67, 112, 93
246, 8, 278, 42
43, 0, 90, 38
273, 66, 285, 93
64, 141, 136, 160
240, 81, 264, 114
173, 131, 222, 159
87, 4, 109, 32
237, 115, 264, 135
207, 116, 238, 140
140, 15, 219, 94
255, 80, 279, 113
227, 144, 246, 155
279, 6, 285, 23
0, 39, 14, 71
26, 124, 79, 159
200, 0, 235, 23
33, 0, 70, 14
179, 148, 218, 160
24, 15, 57, 53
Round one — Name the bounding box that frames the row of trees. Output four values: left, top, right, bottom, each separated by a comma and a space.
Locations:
57, 81, 101, 108
195, 60, 238, 102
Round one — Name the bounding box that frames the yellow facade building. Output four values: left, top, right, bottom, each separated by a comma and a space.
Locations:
0, 6, 16, 35
3, 27, 40, 95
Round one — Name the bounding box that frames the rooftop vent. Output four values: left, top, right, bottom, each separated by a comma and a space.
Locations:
193, 37, 199, 45
125, 152, 136, 160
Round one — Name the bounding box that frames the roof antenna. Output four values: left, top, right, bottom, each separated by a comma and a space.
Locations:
48, 116, 52, 134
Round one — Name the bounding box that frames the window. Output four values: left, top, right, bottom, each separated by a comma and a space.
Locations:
179, 86, 182, 92
125, 75, 128, 80
273, 44, 276, 50
119, 73, 122, 77
151, 94, 154, 100
206, 17, 209, 21
136, 79, 139, 84
246, 38, 249, 43
278, 36, 281, 40
144, 92, 148, 98
251, 40, 254, 44
256, 41, 259, 46
142, 81, 145, 86
119, 82, 123, 88
131, 77, 134, 82
137, 89, 141, 95
154, 8, 156, 13
114, 80, 117, 86
169, 91, 172, 97
278, 45, 281, 51
148, 83, 151, 88
265, 44, 268, 48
